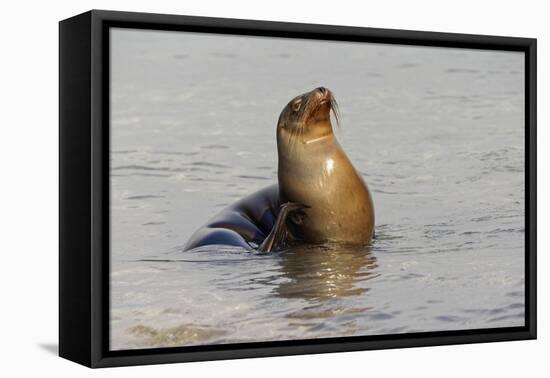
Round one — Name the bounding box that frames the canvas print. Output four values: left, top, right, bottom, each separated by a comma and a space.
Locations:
109, 28, 525, 350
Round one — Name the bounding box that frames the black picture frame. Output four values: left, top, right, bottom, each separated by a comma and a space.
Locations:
59, 9, 537, 368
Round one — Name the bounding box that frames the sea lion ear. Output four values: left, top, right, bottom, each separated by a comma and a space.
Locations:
291, 98, 302, 112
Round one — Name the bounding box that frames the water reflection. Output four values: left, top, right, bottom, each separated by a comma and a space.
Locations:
274, 243, 378, 302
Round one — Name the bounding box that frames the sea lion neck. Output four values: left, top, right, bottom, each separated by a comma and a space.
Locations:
276, 125, 336, 161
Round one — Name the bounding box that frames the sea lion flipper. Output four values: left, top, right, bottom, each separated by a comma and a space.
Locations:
258, 202, 309, 253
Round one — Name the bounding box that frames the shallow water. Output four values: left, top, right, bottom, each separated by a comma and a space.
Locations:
110, 29, 525, 350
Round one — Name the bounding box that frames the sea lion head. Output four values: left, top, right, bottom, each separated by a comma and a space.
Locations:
277, 87, 340, 145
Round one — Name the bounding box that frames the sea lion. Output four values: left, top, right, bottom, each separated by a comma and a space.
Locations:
184, 87, 374, 252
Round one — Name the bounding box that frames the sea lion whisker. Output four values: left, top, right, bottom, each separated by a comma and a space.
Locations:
330, 95, 341, 129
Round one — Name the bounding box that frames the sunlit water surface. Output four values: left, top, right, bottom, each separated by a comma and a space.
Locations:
110, 29, 525, 350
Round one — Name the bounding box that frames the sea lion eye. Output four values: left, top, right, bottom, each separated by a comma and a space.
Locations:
292, 99, 302, 112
